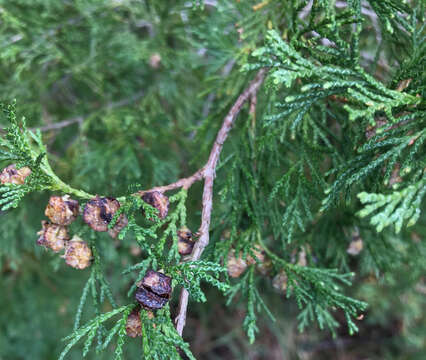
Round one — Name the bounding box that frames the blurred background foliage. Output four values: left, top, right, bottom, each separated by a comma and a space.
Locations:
0, 0, 425, 359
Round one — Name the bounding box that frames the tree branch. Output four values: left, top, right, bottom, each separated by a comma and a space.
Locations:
131, 69, 267, 335
173, 68, 267, 336
30, 90, 145, 132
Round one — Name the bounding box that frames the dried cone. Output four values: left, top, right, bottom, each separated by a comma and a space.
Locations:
272, 271, 288, 294
141, 191, 169, 220
83, 196, 128, 236
135, 270, 172, 310
64, 236, 92, 269
135, 287, 169, 310
141, 270, 172, 296
37, 221, 69, 252
0, 164, 31, 185
227, 250, 247, 278
177, 227, 194, 256
45, 195, 79, 225
126, 310, 142, 338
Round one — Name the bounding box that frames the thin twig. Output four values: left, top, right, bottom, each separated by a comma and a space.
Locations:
34, 116, 83, 132
132, 69, 267, 335
30, 90, 145, 132
174, 68, 267, 336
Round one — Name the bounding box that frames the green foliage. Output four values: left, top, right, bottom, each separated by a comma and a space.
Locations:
58, 304, 134, 360
0, 0, 425, 359
171, 260, 230, 302
226, 266, 275, 344
357, 173, 426, 233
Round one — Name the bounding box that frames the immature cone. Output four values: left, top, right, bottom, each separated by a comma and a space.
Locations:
64, 236, 92, 269
227, 250, 247, 278
141, 191, 169, 220
83, 196, 128, 236
0, 164, 31, 185
37, 221, 69, 252
135, 270, 172, 310
45, 195, 79, 225
126, 309, 142, 338
177, 227, 194, 255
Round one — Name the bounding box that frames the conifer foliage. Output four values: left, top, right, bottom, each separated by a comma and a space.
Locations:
0, 1, 425, 359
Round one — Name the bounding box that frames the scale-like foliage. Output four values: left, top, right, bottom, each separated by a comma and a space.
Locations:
1, 1, 425, 359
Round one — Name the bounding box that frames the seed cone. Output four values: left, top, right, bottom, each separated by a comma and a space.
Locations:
135, 270, 172, 310
37, 221, 69, 252
83, 196, 128, 236
0, 164, 31, 185
135, 287, 169, 310
45, 195, 79, 225
141, 191, 169, 220
227, 250, 247, 278
64, 236, 92, 269
142, 270, 172, 296
177, 227, 194, 255
126, 310, 142, 338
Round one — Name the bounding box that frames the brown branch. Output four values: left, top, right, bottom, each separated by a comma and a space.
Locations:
137, 168, 205, 194
131, 69, 267, 335
174, 68, 267, 336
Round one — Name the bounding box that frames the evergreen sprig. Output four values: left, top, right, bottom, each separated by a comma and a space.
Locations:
171, 260, 229, 302
357, 173, 426, 233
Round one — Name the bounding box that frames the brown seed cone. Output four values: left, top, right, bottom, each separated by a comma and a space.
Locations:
246, 244, 266, 265
227, 250, 247, 278
178, 237, 194, 256
64, 236, 92, 269
37, 221, 69, 252
177, 227, 192, 240
83, 196, 126, 233
142, 270, 172, 297
135, 287, 169, 310
141, 191, 169, 220
0, 164, 31, 185
126, 310, 142, 338
135, 270, 172, 310
45, 195, 79, 225
272, 271, 288, 294
177, 227, 194, 255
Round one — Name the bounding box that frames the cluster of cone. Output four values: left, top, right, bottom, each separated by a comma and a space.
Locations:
1, 164, 200, 336
37, 195, 92, 269
0, 164, 31, 185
